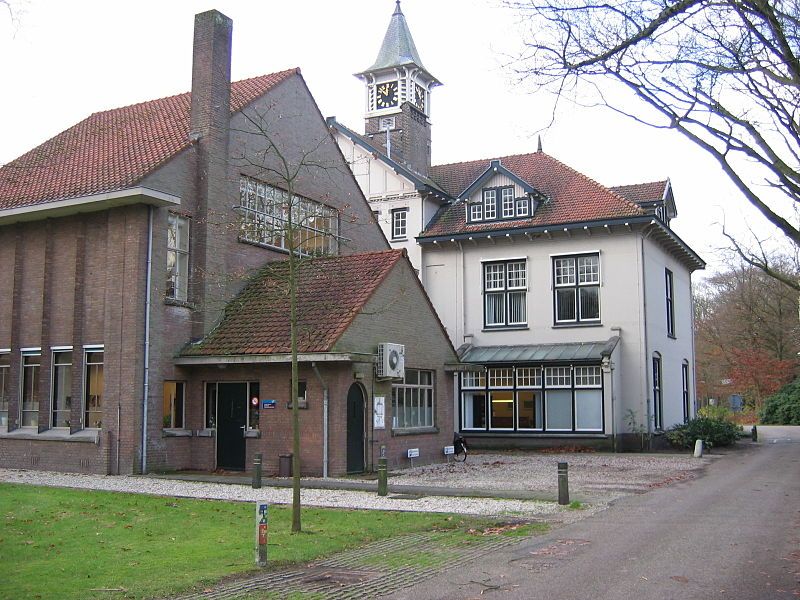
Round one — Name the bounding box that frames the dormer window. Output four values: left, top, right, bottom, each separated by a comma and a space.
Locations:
467, 185, 533, 223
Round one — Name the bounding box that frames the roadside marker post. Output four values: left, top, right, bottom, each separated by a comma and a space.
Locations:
377, 445, 388, 497
557, 462, 570, 505
256, 502, 268, 567
252, 453, 263, 489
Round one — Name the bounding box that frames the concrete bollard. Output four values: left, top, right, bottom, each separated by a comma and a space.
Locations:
377, 457, 388, 497
752, 425, 758, 442
558, 462, 570, 505
252, 453, 262, 489
693, 439, 703, 458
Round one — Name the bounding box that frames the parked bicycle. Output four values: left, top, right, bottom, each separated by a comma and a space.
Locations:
453, 433, 468, 462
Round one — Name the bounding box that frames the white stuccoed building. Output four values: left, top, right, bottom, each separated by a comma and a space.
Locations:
330, 1, 704, 450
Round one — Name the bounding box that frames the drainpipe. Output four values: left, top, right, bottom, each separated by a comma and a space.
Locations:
311, 362, 329, 478
141, 206, 154, 474
640, 228, 654, 442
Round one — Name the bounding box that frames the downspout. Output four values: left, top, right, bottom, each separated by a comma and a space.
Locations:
689, 281, 698, 418
311, 362, 329, 478
640, 228, 654, 443
141, 206, 154, 474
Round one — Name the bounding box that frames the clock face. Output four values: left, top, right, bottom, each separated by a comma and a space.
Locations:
375, 81, 398, 109
414, 84, 425, 111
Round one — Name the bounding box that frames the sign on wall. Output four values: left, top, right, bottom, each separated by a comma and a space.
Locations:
373, 396, 385, 429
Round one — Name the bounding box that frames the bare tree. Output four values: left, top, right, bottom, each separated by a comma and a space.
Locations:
508, 0, 800, 287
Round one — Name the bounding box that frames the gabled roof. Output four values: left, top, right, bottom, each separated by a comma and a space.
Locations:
422, 151, 644, 238
327, 117, 449, 200
358, 1, 436, 80
459, 160, 541, 200
0, 69, 298, 211
182, 250, 405, 356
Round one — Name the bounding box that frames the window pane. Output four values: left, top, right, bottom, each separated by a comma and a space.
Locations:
0, 354, 8, 427
21, 354, 40, 427
517, 390, 542, 429
516, 367, 541, 388
461, 371, 486, 388
508, 291, 526, 324
546, 389, 573, 430
462, 392, 486, 429
502, 188, 514, 217
470, 203, 483, 221
515, 198, 529, 217
488, 368, 513, 387
391, 369, 434, 429
545, 366, 571, 387
506, 261, 526, 288
490, 391, 514, 429
574, 366, 602, 387
579, 287, 600, 320
205, 383, 217, 428
85, 352, 104, 428
483, 190, 496, 219
485, 292, 505, 325
484, 263, 505, 290
554, 258, 575, 285
575, 389, 603, 430
52, 351, 72, 428
248, 382, 259, 430
578, 255, 599, 284
556, 288, 576, 321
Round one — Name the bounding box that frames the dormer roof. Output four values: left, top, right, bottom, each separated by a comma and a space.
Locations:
458, 159, 544, 201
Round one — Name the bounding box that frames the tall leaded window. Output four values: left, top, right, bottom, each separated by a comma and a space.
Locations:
167, 213, 190, 302
391, 369, 434, 429
501, 187, 515, 218
51, 350, 72, 428
483, 189, 497, 220
0, 353, 9, 427
484, 260, 527, 327
666, 269, 675, 337
84, 350, 104, 428
553, 253, 600, 324
21, 352, 40, 427
652, 353, 663, 430
239, 176, 339, 255
391, 208, 408, 240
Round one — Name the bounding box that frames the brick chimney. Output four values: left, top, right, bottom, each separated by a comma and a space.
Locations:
190, 10, 233, 338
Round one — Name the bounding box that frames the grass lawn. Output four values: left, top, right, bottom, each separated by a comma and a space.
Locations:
0, 483, 533, 600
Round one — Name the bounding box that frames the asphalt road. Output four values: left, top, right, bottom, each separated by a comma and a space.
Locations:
386, 426, 800, 600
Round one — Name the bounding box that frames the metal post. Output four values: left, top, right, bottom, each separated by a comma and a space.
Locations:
752, 425, 758, 442
255, 502, 268, 567
252, 453, 262, 489
557, 462, 570, 506
377, 445, 388, 497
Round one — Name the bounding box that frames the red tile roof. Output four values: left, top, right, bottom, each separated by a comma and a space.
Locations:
182, 250, 405, 356
423, 152, 644, 238
0, 69, 298, 211
610, 181, 668, 204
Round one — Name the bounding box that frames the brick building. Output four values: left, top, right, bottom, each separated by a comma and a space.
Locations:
0, 10, 456, 475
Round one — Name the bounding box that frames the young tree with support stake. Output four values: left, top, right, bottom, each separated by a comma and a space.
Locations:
508, 0, 800, 288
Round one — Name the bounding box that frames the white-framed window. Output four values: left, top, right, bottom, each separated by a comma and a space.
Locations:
392, 369, 434, 429
20, 351, 41, 427
461, 364, 601, 433
469, 202, 483, 222
666, 268, 675, 338
515, 197, 529, 217
391, 208, 408, 240
163, 381, 185, 429
0, 352, 9, 427
501, 187, 515, 218
239, 176, 339, 256
484, 260, 527, 327
51, 350, 73, 428
483, 189, 497, 220
84, 349, 104, 428
653, 353, 663, 430
553, 253, 600, 324
167, 213, 190, 302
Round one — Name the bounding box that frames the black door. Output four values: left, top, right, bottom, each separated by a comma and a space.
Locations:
346, 383, 365, 473
217, 382, 248, 470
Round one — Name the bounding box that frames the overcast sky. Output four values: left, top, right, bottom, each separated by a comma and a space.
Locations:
1, 0, 789, 277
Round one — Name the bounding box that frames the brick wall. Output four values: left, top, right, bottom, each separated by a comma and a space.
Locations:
364, 102, 431, 177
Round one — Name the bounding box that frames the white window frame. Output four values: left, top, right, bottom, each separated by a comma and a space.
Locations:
553, 253, 601, 324
653, 353, 663, 430
391, 208, 408, 240
483, 260, 528, 328
501, 187, 515, 218
20, 349, 41, 428
666, 268, 675, 338
167, 213, 190, 302
0, 350, 9, 429
83, 348, 104, 429
391, 369, 434, 430
469, 202, 483, 222
51, 348, 73, 428
483, 189, 497, 220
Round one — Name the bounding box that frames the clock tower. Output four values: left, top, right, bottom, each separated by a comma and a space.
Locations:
356, 1, 440, 177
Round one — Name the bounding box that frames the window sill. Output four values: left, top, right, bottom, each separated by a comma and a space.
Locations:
482, 326, 529, 332
195, 428, 214, 437
552, 322, 603, 329
667, 334, 677, 340
244, 429, 261, 438
0, 428, 100, 443
162, 428, 192, 438
165, 298, 195, 309
391, 237, 408, 242
392, 426, 439, 437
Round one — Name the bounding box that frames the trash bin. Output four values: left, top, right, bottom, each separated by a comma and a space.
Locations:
279, 453, 293, 477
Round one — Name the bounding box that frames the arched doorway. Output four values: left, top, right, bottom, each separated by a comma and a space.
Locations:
346, 383, 365, 473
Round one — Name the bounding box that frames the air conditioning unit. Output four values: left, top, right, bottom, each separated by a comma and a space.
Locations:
377, 343, 405, 379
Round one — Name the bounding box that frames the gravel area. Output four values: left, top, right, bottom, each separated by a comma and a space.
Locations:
0, 468, 562, 518
384, 451, 711, 500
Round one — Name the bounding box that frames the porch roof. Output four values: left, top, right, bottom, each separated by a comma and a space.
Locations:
460, 337, 619, 364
